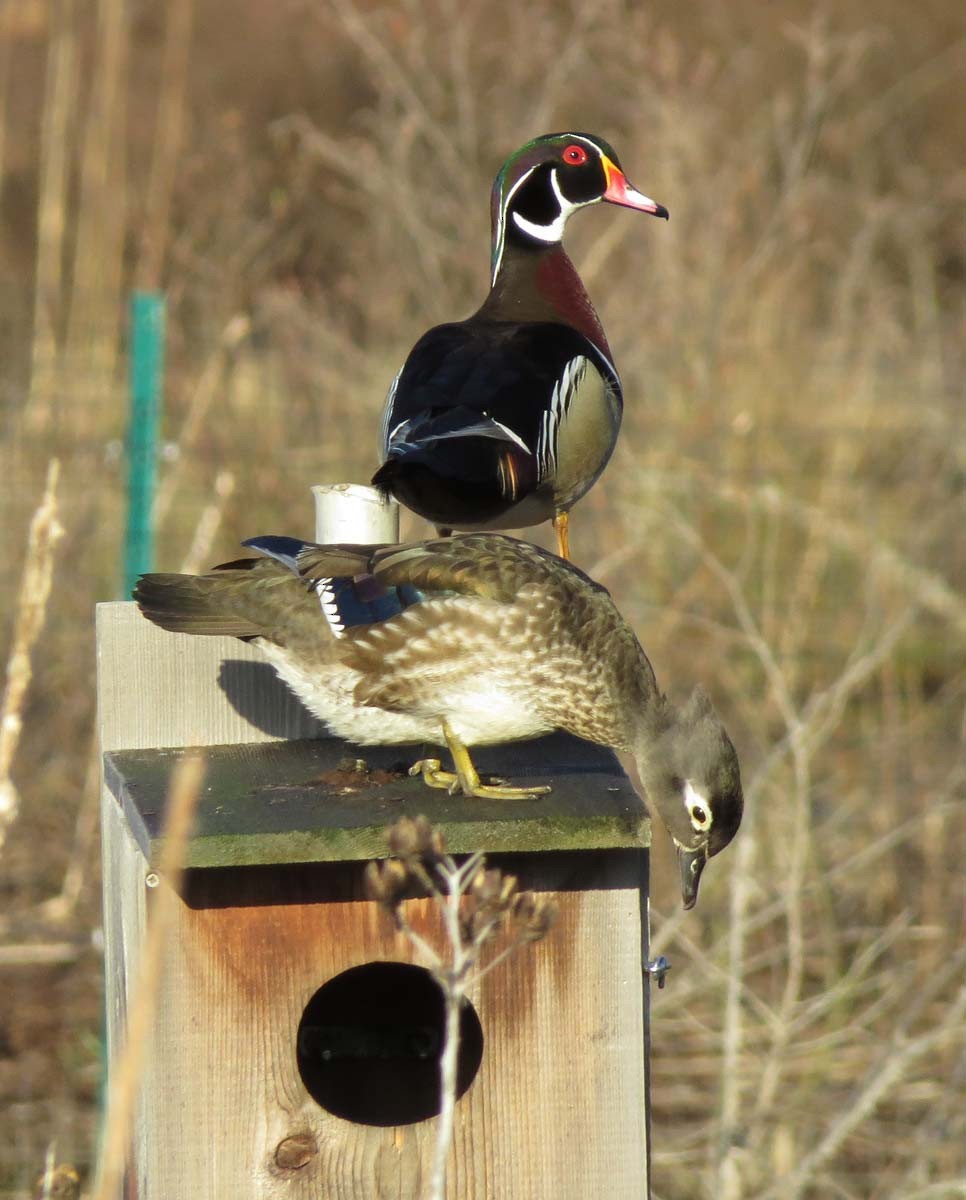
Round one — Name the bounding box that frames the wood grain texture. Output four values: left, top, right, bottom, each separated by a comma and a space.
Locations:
96, 600, 323, 753
128, 853, 647, 1198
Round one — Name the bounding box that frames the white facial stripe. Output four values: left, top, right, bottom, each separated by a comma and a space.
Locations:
509, 167, 583, 246
550, 167, 585, 218
492, 164, 539, 285
315, 578, 346, 638
494, 151, 603, 278
561, 133, 602, 153
511, 208, 565, 243
684, 779, 713, 830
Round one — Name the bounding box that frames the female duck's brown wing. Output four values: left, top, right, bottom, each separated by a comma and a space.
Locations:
363, 533, 603, 604
134, 557, 310, 639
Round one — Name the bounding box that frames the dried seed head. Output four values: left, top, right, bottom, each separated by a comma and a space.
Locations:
499, 874, 518, 907
511, 891, 537, 923
364, 858, 412, 909
512, 892, 557, 942
387, 816, 421, 858
459, 903, 501, 949
472, 867, 515, 910
387, 814, 446, 863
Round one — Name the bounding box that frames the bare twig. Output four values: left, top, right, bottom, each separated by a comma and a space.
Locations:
178, 469, 236, 574
0, 940, 87, 965
0, 461, 64, 860
366, 817, 555, 1200
26, 0, 76, 429
63, 0, 129, 385
137, 0, 194, 288
152, 315, 249, 533
754, 967, 966, 1200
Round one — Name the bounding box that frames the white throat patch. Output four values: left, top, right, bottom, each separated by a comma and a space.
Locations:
509, 168, 581, 246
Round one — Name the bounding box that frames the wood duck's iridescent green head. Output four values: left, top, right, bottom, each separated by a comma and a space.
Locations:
489, 132, 669, 284
634, 687, 744, 909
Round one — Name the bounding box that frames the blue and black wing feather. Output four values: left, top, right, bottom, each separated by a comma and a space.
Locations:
244, 536, 427, 637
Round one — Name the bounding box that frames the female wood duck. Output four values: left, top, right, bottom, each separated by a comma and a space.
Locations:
135, 533, 741, 907
372, 132, 668, 560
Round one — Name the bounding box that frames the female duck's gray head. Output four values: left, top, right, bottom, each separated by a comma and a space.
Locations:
634, 687, 744, 909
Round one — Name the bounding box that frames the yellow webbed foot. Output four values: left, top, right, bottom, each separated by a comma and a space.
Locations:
408, 722, 552, 800
409, 758, 461, 794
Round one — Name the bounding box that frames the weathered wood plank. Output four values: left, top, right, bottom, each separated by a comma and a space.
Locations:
97, 599, 322, 1198
103, 735, 649, 868
96, 600, 323, 753
133, 851, 647, 1198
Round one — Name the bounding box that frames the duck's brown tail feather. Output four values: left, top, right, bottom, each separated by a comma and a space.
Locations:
134, 559, 303, 641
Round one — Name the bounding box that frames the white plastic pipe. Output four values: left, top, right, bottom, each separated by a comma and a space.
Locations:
312, 483, 399, 545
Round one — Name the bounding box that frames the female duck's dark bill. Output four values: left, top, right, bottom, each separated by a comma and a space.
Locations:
679, 844, 708, 910
601, 156, 669, 219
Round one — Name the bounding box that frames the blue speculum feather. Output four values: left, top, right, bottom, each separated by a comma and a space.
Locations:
324, 577, 425, 631
244, 536, 427, 631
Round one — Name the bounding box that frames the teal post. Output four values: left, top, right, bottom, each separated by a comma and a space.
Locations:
123, 292, 165, 598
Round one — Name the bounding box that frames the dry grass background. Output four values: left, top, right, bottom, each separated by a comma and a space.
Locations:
1, 0, 964, 1195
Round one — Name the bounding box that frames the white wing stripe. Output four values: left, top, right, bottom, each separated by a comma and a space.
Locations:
379, 367, 404, 454
536, 356, 588, 479
315, 578, 345, 638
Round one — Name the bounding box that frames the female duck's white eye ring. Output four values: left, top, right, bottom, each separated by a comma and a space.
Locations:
684, 781, 712, 832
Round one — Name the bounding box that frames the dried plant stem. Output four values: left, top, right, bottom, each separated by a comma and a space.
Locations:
0, 940, 85, 965
326, 0, 462, 180
715, 792, 755, 1200
91, 753, 204, 1200
178, 469, 236, 574
367, 822, 554, 1200
137, 0, 194, 288
0, 2, 13, 208
26, 0, 76, 428
428, 856, 480, 1200
433, 991, 463, 1200
40, 733, 102, 922
638, 470, 965, 635
63, 0, 128, 385
724, 480, 966, 636
0, 460, 64, 860
656, 503, 816, 1200
393, 850, 482, 1200
754, 968, 966, 1200
153, 315, 249, 534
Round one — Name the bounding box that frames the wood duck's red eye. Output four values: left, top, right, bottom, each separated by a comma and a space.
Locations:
562, 144, 588, 166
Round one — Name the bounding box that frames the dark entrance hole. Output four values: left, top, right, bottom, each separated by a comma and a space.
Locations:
296, 961, 484, 1126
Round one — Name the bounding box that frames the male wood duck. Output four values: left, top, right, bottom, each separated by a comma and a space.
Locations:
136, 533, 741, 907
372, 132, 668, 560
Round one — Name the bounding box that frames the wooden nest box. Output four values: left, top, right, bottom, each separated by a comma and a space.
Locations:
97, 486, 654, 1199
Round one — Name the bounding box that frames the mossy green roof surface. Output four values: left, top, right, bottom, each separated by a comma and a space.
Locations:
104, 734, 650, 869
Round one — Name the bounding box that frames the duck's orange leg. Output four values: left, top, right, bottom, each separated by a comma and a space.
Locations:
552, 511, 571, 560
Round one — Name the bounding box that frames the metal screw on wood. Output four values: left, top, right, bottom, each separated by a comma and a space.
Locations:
645, 956, 671, 988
